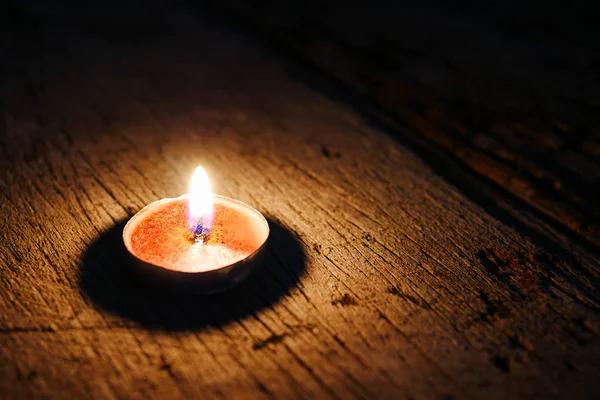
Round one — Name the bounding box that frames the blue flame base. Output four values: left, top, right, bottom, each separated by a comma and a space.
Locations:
188, 215, 213, 243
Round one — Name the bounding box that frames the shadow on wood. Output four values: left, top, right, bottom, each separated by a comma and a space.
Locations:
274, 52, 600, 259
78, 217, 306, 331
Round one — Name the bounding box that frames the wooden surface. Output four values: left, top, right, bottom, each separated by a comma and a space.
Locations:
219, 0, 600, 249
1, 1, 599, 399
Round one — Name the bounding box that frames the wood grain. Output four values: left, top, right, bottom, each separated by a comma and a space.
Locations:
217, 0, 600, 249
1, 1, 599, 399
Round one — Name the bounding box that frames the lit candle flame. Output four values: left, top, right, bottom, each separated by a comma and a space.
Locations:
188, 166, 213, 242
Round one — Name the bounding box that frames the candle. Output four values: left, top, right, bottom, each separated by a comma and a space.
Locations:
123, 167, 269, 294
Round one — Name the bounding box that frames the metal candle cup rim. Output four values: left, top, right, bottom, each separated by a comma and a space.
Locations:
122, 194, 269, 294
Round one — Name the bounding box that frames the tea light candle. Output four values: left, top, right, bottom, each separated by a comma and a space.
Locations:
123, 167, 269, 294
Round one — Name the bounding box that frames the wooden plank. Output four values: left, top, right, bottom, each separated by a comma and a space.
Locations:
1, 1, 599, 399
216, 0, 600, 249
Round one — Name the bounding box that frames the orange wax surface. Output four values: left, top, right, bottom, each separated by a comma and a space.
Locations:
128, 197, 266, 272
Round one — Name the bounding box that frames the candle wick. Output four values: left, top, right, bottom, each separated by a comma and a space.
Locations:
193, 232, 209, 244
191, 221, 210, 244
189, 214, 212, 244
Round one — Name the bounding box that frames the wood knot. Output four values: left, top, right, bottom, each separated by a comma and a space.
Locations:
253, 333, 287, 350
320, 145, 341, 159
331, 293, 358, 307
479, 248, 553, 298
